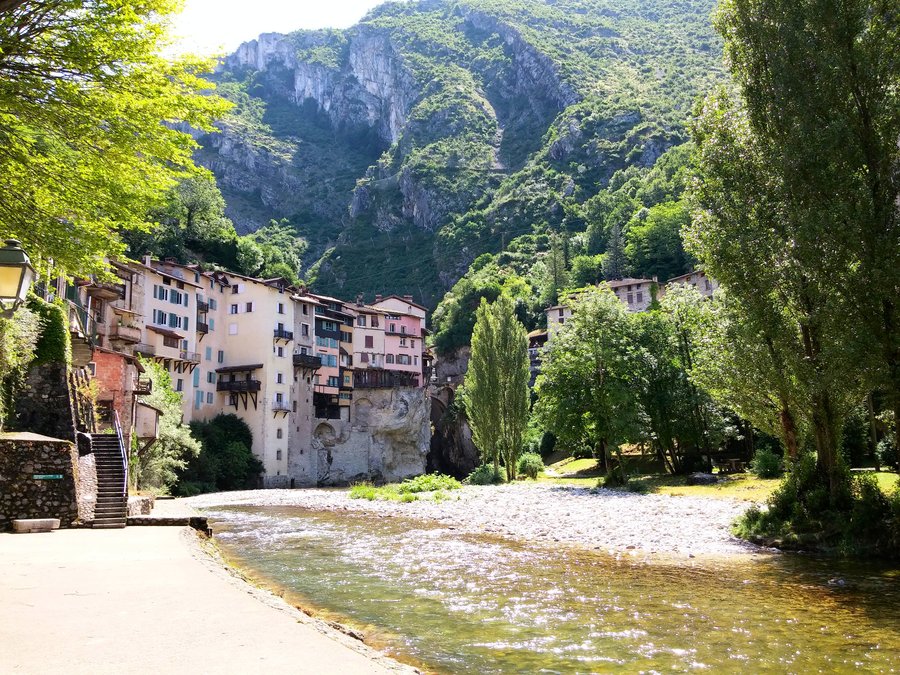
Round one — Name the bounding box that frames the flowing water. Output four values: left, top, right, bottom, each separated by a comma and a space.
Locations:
205, 506, 900, 673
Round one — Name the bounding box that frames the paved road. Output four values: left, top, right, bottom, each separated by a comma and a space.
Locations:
0, 527, 406, 674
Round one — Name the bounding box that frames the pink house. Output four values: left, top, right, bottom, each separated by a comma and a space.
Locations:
371, 295, 426, 387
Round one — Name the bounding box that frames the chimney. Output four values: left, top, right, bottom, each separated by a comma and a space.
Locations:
143, 254, 152, 267
356, 293, 364, 306
403, 294, 413, 302
374, 294, 383, 303
652, 275, 658, 283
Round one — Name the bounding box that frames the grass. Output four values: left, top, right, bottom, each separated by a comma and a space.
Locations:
349, 474, 462, 502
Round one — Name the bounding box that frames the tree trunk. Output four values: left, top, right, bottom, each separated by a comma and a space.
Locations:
780, 403, 799, 461
867, 393, 880, 472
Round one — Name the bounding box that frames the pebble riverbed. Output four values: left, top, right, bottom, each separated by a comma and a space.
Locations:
187, 483, 761, 559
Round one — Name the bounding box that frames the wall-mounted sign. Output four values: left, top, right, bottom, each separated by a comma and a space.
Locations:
33, 474, 63, 480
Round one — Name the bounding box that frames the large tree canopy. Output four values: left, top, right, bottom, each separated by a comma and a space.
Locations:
0, 0, 227, 275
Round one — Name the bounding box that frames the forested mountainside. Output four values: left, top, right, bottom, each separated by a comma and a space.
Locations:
197, 0, 723, 307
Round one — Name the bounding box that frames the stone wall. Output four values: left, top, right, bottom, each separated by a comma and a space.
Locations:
0, 433, 82, 530
289, 387, 429, 486
77, 451, 97, 523
127, 495, 154, 516
10, 363, 77, 441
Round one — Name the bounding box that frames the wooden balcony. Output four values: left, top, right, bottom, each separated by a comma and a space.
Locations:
293, 353, 322, 369
133, 378, 152, 396
197, 299, 210, 313
179, 350, 201, 364
197, 321, 209, 335
354, 369, 420, 389
217, 379, 261, 393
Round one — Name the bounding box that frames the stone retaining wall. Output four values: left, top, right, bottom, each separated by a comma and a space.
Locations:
127, 495, 155, 516
77, 452, 97, 522
0, 433, 81, 530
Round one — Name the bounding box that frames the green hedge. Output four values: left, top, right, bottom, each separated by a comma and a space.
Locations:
27, 297, 70, 366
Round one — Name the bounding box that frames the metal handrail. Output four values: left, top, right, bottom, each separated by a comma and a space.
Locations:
113, 410, 128, 499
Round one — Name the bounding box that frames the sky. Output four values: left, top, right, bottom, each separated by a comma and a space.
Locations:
170, 0, 389, 56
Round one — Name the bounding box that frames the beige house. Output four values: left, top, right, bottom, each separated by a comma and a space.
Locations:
664, 269, 719, 298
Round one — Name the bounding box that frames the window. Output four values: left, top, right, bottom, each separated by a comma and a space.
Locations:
275, 392, 284, 403
183, 317, 189, 331
357, 315, 366, 327
558, 308, 564, 318
371, 316, 379, 328
301, 323, 309, 337
559, 318, 565, 325
276, 450, 282, 461
397, 354, 411, 365
217, 350, 224, 364
277, 302, 285, 314
231, 284, 239, 294
705, 279, 712, 291
206, 392, 213, 404
153, 309, 167, 325
207, 372, 215, 384
636, 292, 643, 303
322, 320, 337, 331
414, 355, 418, 365
327, 376, 340, 387
327, 355, 338, 367
162, 277, 171, 286
194, 390, 202, 410
627, 293, 634, 304
170, 289, 183, 305
411, 339, 416, 348
209, 298, 217, 310
360, 352, 369, 363
364, 335, 373, 348
386, 354, 395, 364
175, 378, 183, 392
230, 304, 238, 315
245, 302, 253, 312
340, 331, 352, 343
399, 338, 407, 347
401, 325, 406, 334
302, 304, 308, 315
390, 323, 396, 333
163, 336, 179, 349
277, 346, 284, 357
228, 323, 238, 335
205, 347, 212, 361
276, 429, 283, 439
209, 319, 215, 331
276, 373, 284, 384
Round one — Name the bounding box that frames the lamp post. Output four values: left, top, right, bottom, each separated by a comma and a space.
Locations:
0, 239, 36, 317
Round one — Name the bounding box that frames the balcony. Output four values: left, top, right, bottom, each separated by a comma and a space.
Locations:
197, 299, 210, 313
271, 399, 291, 413
385, 327, 408, 336
85, 280, 126, 301
179, 350, 201, 364
354, 369, 420, 389
110, 323, 142, 343
197, 321, 209, 335
217, 380, 261, 393
293, 352, 322, 369
134, 343, 155, 357
133, 378, 152, 396
273, 327, 294, 341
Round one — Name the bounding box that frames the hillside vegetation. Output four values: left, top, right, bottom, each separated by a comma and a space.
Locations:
196, 0, 723, 307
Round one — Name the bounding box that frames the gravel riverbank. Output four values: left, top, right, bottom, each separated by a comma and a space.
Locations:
187, 483, 761, 558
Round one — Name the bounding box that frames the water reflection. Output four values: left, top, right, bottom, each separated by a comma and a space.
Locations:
205, 506, 900, 674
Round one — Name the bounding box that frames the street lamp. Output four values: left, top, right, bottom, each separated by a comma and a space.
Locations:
0, 239, 36, 317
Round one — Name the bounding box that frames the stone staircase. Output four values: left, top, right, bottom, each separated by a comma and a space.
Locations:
91, 433, 127, 529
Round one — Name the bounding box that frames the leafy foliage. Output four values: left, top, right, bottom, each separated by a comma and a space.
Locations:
27, 297, 70, 366
0, 307, 39, 431
0, 0, 228, 276
176, 414, 262, 495
516, 452, 544, 480
132, 358, 201, 493
464, 463, 506, 485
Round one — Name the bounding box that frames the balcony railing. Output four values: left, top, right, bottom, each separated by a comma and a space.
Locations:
133, 378, 152, 396
273, 327, 294, 341
197, 300, 209, 313
197, 321, 209, 334
217, 380, 261, 393
134, 343, 155, 357
110, 323, 142, 343
179, 350, 201, 363
293, 353, 322, 369
271, 399, 291, 413
354, 369, 420, 389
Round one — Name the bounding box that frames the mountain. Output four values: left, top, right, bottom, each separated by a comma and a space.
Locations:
195, 0, 723, 307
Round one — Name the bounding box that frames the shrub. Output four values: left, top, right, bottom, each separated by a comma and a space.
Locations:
572, 445, 593, 459
539, 431, 557, 457
27, 297, 70, 365
877, 438, 898, 471
399, 492, 418, 503
397, 473, 461, 494
750, 446, 784, 478
349, 482, 378, 500
465, 463, 505, 485
517, 452, 544, 479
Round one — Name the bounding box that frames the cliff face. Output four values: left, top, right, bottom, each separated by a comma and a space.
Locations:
197, 0, 722, 305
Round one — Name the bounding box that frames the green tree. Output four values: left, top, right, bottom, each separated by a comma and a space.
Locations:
0, 1, 228, 276
713, 0, 900, 448
464, 295, 530, 480
569, 254, 605, 288
0, 306, 39, 431
625, 200, 690, 281
133, 358, 200, 492
602, 224, 628, 281
535, 287, 636, 478
539, 232, 569, 307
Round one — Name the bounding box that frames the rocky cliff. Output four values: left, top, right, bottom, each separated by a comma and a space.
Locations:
197, 0, 722, 306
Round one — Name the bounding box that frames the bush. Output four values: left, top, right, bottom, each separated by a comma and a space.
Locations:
572, 446, 593, 459
27, 297, 70, 365
877, 438, 898, 470
517, 452, 544, 479
176, 413, 261, 495
750, 446, 784, 478
465, 463, 505, 485
349, 482, 378, 500
397, 473, 461, 494
539, 431, 557, 457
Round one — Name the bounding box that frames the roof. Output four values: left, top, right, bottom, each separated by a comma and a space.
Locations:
527, 329, 548, 339
147, 326, 185, 340
215, 363, 264, 374
607, 277, 655, 288
373, 295, 428, 312
136, 400, 164, 415
141, 261, 203, 288
666, 269, 706, 284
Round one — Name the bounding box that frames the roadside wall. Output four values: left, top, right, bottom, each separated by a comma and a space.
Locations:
0, 433, 81, 530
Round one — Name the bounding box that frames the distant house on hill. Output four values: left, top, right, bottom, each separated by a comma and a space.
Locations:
663, 269, 718, 298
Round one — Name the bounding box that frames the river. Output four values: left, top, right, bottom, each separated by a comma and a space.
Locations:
205, 505, 900, 673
